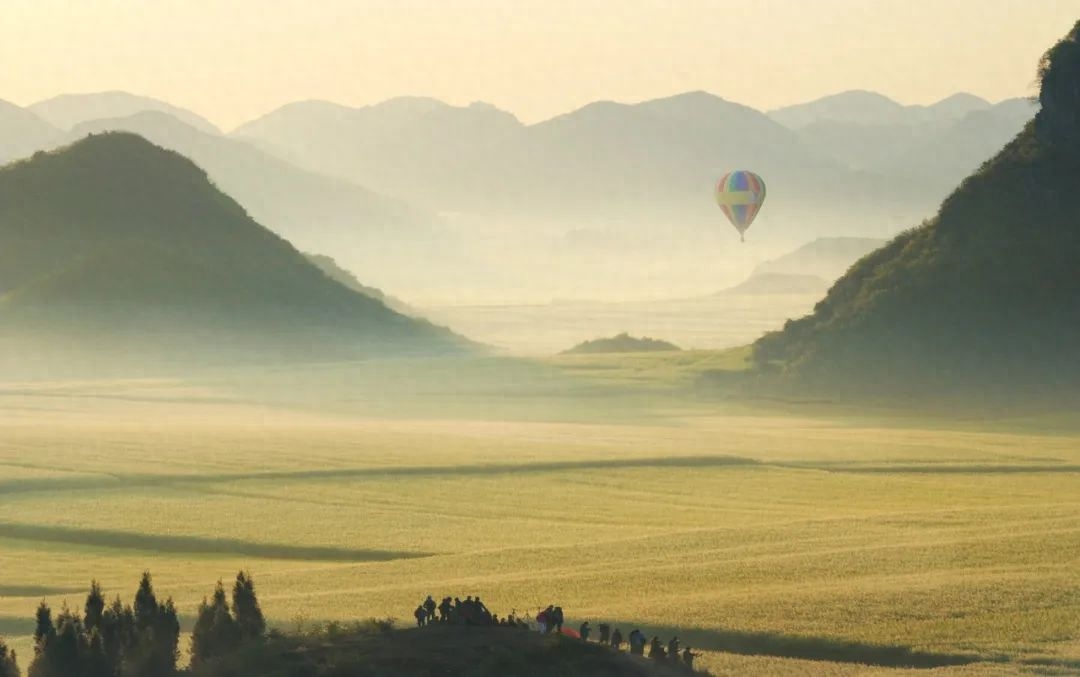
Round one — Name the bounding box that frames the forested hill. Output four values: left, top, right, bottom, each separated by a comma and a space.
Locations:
752, 21, 1080, 396
0, 133, 471, 370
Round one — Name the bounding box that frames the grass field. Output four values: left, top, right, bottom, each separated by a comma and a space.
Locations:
1, 353, 1078, 675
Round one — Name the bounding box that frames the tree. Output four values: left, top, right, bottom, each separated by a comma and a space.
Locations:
100, 595, 133, 674
0, 638, 19, 677
126, 572, 179, 677
85, 580, 106, 635
232, 571, 266, 641
32, 601, 55, 656
190, 581, 240, 668
29, 604, 84, 677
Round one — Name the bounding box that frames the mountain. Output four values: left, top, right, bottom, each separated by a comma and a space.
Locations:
883, 98, 1039, 183
789, 96, 1035, 178
0, 133, 471, 373
62, 112, 458, 293
752, 22, 1080, 396
233, 97, 524, 209
769, 90, 914, 128
752, 237, 887, 281
0, 99, 61, 164
768, 90, 994, 129
30, 91, 220, 133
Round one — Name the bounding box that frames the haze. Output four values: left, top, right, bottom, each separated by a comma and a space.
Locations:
1, 0, 1078, 129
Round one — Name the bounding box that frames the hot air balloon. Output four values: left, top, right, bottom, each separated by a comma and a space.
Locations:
715, 170, 766, 242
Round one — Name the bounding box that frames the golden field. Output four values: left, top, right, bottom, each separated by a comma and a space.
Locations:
0, 354, 1078, 675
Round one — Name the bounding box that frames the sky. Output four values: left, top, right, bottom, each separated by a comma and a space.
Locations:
2, 0, 1078, 130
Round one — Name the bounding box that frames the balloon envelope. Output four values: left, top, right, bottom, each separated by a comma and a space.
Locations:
715, 170, 766, 240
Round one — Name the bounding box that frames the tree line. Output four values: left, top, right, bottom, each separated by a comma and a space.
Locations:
0, 570, 266, 677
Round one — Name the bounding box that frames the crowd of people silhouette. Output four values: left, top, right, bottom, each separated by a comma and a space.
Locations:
412, 597, 700, 669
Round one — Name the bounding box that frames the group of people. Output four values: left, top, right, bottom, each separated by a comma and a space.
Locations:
411, 597, 700, 670
593, 624, 699, 669
414, 595, 517, 627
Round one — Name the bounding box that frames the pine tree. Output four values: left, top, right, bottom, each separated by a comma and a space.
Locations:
100, 595, 133, 675
85, 580, 106, 635
51, 605, 86, 674
0, 638, 19, 677
126, 572, 179, 677
232, 571, 266, 640
190, 581, 240, 667
32, 601, 55, 656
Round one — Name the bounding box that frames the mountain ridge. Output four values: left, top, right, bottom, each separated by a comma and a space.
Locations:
0, 132, 472, 373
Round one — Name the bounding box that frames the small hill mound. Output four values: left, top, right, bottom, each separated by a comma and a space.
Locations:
0, 132, 471, 372
190, 624, 702, 677
752, 21, 1080, 396
563, 333, 681, 354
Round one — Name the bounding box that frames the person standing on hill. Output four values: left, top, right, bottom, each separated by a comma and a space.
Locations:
648, 636, 665, 660
682, 646, 699, 669
628, 629, 645, 655
667, 636, 680, 659
579, 621, 591, 641
598, 623, 610, 645
423, 596, 436, 624
438, 597, 451, 623
611, 627, 623, 650
536, 607, 549, 634
414, 604, 427, 628
552, 606, 564, 633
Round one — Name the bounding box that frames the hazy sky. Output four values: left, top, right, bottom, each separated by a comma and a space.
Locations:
3, 0, 1078, 130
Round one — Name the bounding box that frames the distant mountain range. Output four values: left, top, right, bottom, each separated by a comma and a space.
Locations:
0, 87, 1040, 301
753, 22, 1080, 396
0, 133, 471, 374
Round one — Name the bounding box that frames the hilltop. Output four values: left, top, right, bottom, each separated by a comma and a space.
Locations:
752, 21, 1080, 396
191, 624, 703, 677
0, 133, 471, 374
563, 333, 681, 355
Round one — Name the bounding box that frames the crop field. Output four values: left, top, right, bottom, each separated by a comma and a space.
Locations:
1, 355, 1079, 675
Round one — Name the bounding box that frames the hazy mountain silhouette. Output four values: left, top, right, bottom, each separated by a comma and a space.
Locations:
234, 97, 523, 208
752, 237, 888, 281
235, 91, 936, 241
787, 97, 1036, 188
882, 99, 1039, 182
0, 99, 61, 164
769, 90, 918, 128
0, 133, 471, 373
30, 91, 220, 133
768, 90, 994, 129
753, 22, 1080, 395
64, 111, 449, 271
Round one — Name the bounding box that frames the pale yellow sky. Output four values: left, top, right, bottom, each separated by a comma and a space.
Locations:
2, 0, 1078, 130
